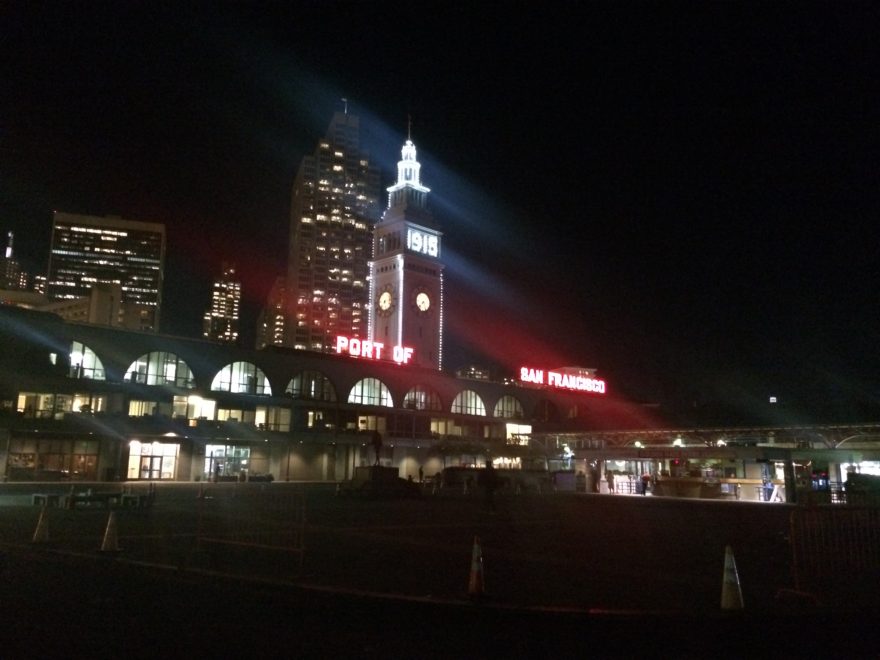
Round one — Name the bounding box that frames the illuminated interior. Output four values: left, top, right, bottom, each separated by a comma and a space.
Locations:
347, 377, 393, 406
125, 351, 195, 388
68, 341, 105, 379
211, 361, 272, 395
127, 440, 179, 480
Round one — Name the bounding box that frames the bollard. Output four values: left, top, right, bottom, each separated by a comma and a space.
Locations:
468, 536, 485, 599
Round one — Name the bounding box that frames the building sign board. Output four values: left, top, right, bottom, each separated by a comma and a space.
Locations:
520, 367, 606, 394
335, 335, 415, 365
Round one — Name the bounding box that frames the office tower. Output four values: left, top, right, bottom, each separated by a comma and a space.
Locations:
32, 275, 47, 295
369, 135, 444, 370
203, 262, 241, 343
0, 231, 24, 290
46, 212, 166, 332
285, 111, 382, 351
40, 282, 123, 327
256, 276, 288, 349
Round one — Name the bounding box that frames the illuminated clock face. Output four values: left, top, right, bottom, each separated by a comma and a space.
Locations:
415, 292, 431, 312
378, 290, 393, 311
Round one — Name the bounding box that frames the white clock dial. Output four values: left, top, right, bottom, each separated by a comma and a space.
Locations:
416, 292, 431, 311
378, 290, 393, 311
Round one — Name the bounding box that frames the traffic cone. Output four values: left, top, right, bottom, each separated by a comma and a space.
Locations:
32, 506, 49, 544
721, 545, 744, 610
468, 535, 485, 599
100, 511, 121, 553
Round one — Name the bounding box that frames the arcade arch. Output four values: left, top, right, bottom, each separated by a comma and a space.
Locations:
452, 390, 486, 416
403, 384, 443, 411
286, 370, 337, 401
125, 351, 195, 388
68, 341, 105, 380
347, 378, 393, 407
493, 394, 524, 419
211, 361, 272, 395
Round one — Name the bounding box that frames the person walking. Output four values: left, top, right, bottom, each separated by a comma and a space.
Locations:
606, 470, 615, 494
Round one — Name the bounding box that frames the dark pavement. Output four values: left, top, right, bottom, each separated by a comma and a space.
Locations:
0, 483, 876, 658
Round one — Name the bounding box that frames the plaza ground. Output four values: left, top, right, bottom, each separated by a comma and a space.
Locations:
0, 482, 876, 657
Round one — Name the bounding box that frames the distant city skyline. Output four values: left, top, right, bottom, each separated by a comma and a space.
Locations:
1, 3, 877, 424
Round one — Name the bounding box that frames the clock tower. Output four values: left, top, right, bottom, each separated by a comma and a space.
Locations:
369, 134, 443, 370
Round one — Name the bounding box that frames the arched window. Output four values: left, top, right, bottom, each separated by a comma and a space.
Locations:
533, 399, 559, 423
69, 341, 105, 380
451, 390, 486, 416
125, 352, 195, 388
347, 378, 393, 407
403, 385, 442, 411
211, 361, 272, 395
493, 395, 524, 419
285, 370, 337, 401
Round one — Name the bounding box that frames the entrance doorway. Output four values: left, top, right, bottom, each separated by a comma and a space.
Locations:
127, 440, 179, 480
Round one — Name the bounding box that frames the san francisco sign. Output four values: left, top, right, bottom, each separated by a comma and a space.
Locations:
519, 367, 606, 394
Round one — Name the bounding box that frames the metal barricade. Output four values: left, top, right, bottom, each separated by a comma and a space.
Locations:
788, 505, 880, 606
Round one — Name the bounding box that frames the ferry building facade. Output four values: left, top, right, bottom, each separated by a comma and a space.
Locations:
0, 134, 618, 485
0, 305, 614, 484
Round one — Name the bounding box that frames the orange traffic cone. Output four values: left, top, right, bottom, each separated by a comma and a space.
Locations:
32, 506, 49, 544
721, 545, 744, 610
100, 511, 121, 553
468, 535, 485, 598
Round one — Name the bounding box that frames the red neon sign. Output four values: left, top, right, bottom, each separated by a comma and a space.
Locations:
335, 335, 415, 365
520, 367, 606, 394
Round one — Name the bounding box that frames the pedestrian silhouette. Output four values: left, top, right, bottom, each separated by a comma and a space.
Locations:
479, 461, 499, 512
371, 431, 382, 466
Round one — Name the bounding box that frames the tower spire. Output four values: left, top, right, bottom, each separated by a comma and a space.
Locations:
386, 130, 430, 210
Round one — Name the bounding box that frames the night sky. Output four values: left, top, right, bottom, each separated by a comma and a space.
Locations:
2, 2, 878, 424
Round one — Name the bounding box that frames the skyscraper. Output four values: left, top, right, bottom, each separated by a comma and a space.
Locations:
285, 111, 382, 351
0, 231, 25, 290
256, 276, 288, 349
203, 262, 241, 343
369, 136, 444, 370
46, 212, 166, 332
